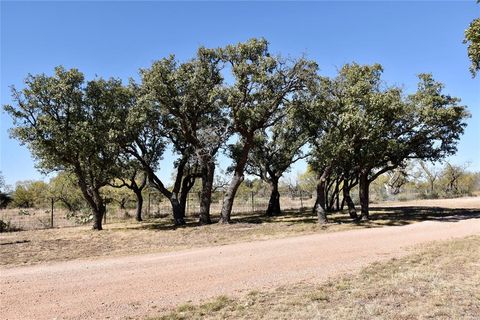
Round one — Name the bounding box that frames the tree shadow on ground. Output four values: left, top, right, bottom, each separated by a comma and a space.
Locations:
125, 205, 480, 231
331, 206, 480, 228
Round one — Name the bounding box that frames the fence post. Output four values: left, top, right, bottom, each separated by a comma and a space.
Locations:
51, 198, 54, 228
251, 191, 254, 213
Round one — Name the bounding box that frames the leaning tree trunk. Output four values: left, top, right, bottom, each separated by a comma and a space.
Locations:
335, 185, 340, 211
313, 167, 330, 224
343, 179, 357, 220
359, 170, 370, 221
199, 161, 215, 225
219, 138, 252, 224
266, 178, 281, 216
219, 173, 244, 223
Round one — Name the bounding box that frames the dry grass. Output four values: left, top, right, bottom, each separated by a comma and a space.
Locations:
0, 210, 353, 267
1, 197, 479, 267
154, 235, 480, 320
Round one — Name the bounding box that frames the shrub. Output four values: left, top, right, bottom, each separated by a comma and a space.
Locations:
0, 219, 20, 232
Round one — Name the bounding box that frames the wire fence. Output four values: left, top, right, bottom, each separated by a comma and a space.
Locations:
0, 191, 316, 231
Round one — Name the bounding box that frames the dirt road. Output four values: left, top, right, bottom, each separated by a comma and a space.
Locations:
1, 217, 479, 319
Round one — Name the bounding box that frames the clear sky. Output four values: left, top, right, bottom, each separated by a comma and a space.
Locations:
1, 1, 479, 187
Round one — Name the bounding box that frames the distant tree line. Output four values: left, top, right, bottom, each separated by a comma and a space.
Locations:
3, 161, 479, 215
4, 38, 469, 230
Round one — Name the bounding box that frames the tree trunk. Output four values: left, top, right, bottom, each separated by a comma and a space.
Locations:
179, 187, 188, 219
92, 204, 106, 230
359, 170, 370, 221
219, 173, 244, 223
219, 138, 252, 224
343, 178, 357, 220
134, 190, 143, 222
170, 196, 186, 226
199, 161, 215, 225
178, 173, 196, 220
313, 167, 330, 224
75, 172, 105, 231
266, 179, 281, 216
327, 179, 338, 212
335, 184, 340, 211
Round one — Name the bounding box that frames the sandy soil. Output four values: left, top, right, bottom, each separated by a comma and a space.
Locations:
1, 215, 479, 320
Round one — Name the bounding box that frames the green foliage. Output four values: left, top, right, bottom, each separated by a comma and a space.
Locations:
4, 67, 135, 229
140, 49, 227, 154
375, 161, 479, 200
236, 178, 269, 200
49, 172, 87, 212
11, 180, 49, 208
246, 108, 308, 184
0, 219, 20, 233
0, 171, 12, 208
297, 166, 317, 195
138, 48, 227, 210
305, 63, 469, 182
219, 38, 317, 166
18, 209, 32, 216
464, 15, 480, 77
437, 163, 477, 197
102, 182, 136, 209
65, 208, 94, 224
5, 67, 130, 175
3, 40, 472, 226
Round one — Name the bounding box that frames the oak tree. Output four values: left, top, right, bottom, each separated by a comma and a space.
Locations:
5, 67, 133, 230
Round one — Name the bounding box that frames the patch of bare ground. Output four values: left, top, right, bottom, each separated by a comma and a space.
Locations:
155, 235, 480, 320
1, 197, 479, 267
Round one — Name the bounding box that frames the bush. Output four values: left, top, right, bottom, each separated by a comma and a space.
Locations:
0, 219, 20, 233
65, 209, 93, 224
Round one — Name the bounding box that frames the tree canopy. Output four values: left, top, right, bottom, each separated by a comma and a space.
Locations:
216, 38, 318, 223
4, 39, 470, 229
301, 63, 469, 221
4, 67, 134, 229
464, 2, 480, 76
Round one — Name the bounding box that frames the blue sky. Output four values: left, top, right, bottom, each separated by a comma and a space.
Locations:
1, 1, 479, 187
